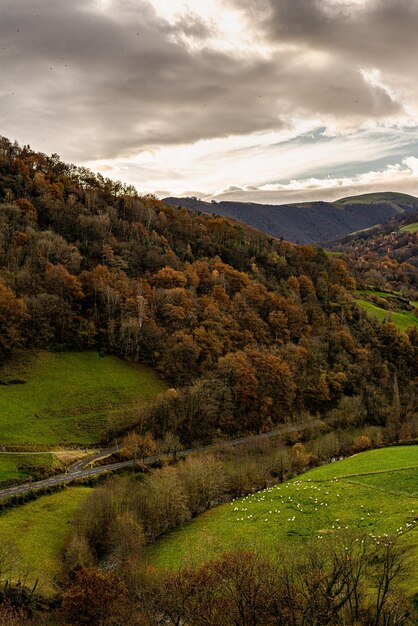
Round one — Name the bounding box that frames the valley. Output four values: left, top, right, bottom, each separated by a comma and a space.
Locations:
148, 446, 418, 596
2, 0, 418, 620
1, 439, 417, 600
0, 138, 417, 623
164, 192, 418, 244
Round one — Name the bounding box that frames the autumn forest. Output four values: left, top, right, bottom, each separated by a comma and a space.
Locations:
1, 137, 417, 446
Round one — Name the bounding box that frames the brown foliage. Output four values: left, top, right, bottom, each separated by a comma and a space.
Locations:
60, 567, 146, 626
122, 432, 156, 462
1, 135, 417, 447
140, 539, 415, 626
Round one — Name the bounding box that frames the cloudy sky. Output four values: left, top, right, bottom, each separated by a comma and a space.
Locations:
1, 0, 418, 203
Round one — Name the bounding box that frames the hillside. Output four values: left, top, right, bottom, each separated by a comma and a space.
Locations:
148, 446, 418, 593
163, 192, 418, 244
334, 191, 418, 210
1, 136, 417, 448
0, 487, 92, 595
355, 296, 418, 332
327, 209, 418, 295
1, 137, 418, 624
0, 351, 166, 445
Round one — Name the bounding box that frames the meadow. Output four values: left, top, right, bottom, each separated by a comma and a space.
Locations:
0, 351, 167, 445
0, 453, 60, 486
400, 221, 418, 233
356, 288, 401, 299
356, 298, 418, 332
148, 446, 418, 593
0, 487, 92, 595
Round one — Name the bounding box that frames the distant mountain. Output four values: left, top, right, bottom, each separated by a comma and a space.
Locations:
163, 192, 418, 244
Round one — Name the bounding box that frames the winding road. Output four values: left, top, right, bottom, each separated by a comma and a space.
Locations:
0, 424, 302, 501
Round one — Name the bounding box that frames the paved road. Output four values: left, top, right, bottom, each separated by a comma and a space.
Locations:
67, 446, 121, 472
0, 425, 302, 501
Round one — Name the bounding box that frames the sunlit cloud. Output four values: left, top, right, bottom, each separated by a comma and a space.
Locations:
207, 159, 418, 205
87, 124, 418, 201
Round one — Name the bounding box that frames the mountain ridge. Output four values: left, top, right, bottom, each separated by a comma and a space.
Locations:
163, 192, 418, 245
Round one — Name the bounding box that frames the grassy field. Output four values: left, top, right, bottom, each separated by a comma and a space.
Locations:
306, 446, 418, 478
0, 351, 167, 445
148, 446, 418, 593
0, 487, 92, 595
356, 289, 401, 299
400, 222, 418, 233
324, 250, 343, 257
335, 192, 418, 206
0, 453, 61, 485
356, 299, 418, 332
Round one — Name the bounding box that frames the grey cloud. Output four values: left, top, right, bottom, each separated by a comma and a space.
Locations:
170, 12, 214, 39
268, 54, 399, 119
226, 0, 417, 122
0, 0, 286, 160
0, 0, 410, 164
230, 0, 418, 73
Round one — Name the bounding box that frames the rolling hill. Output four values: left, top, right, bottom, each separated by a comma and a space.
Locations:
148, 446, 418, 596
163, 192, 418, 244
1, 138, 417, 622
0, 351, 166, 446
1, 136, 417, 445
326, 205, 418, 297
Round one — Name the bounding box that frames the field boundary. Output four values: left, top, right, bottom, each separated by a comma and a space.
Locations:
342, 477, 418, 500
308, 464, 418, 482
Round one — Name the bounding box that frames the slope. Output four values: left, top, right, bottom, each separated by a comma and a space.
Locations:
163, 192, 418, 244
0, 351, 166, 445
1, 135, 417, 447
327, 208, 418, 296
148, 446, 418, 594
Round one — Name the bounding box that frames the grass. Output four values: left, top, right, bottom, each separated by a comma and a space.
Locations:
324, 251, 343, 257
305, 446, 418, 479
0, 453, 60, 485
335, 192, 418, 206
356, 289, 401, 299
148, 446, 418, 594
349, 469, 418, 497
0, 351, 167, 445
356, 299, 418, 332
0, 487, 92, 595
400, 222, 418, 233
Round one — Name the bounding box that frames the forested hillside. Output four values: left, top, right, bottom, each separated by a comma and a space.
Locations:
329, 211, 418, 292
164, 192, 418, 244
1, 137, 417, 444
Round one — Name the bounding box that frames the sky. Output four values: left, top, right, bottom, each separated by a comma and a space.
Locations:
1, 0, 418, 204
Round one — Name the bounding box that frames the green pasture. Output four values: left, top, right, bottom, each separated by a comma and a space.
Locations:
324, 251, 343, 257
306, 446, 418, 479
148, 446, 418, 593
0, 487, 92, 595
336, 192, 418, 206
0, 351, 166, 445
356, 299, 418, 332
356, 289, 401, 299
400, 222, 418, 233
0, 453, 59, 486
